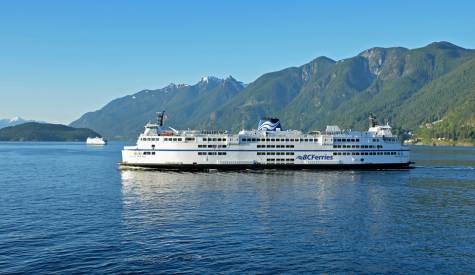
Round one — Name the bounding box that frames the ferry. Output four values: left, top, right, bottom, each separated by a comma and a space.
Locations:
86, 137, 107, 145
121, 112, 410, 170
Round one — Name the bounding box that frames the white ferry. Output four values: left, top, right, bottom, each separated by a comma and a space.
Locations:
121, 112, 410, 170
86, 137, 107, 145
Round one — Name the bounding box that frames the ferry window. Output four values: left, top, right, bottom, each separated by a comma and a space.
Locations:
251, 138, 257, 142
212, 138, 217, 141
333, 145, 337, 148
186, 137, 195, 141
285, 139, 289, 142
350, 139, 355, 142
178, 138, 182, 141
152, 152, 155, 155
270, 139, 274, 142
222, 145, 226, 148
172, 138, 177, 141
315, 139, 318, 142
223, 138, 227, 142
352, 145, 356, 148
203, 138, 207, 141
304, 139, 308, 142
290, 145, 294, 148
356, 139, 360, 142
217, 138, 222, 141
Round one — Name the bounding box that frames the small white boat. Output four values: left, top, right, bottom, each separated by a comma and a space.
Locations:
86, 137, 107, 145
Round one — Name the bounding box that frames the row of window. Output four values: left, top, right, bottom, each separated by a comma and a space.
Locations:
202, 137, 227, 142
242, 138, 318, 142
267, 158, 294, 162
257, 144, 295, 148
383, 137, 398, 142
140, 137, 196, 142
333, 151, 400, 156
333, 144, 382, 149
257, 152, 295, 156
197, 144, 227, 148
334, 138, 382, 143
334, 138, 360, 142
197, 152, 227, 156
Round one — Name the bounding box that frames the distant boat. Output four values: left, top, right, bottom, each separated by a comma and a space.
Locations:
86, 137, 107, 145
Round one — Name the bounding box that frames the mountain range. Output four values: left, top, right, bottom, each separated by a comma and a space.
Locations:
0, 122, 100, 141
70, 41, 475, 143
0, 117, 40, 129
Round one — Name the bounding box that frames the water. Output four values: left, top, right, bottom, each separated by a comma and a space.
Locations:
0, 142, 474, 273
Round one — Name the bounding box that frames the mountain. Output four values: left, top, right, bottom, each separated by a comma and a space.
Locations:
0, 122, 101, 141
0, 117, 40, 129
71, 76, 246, 139
71, 42, 475, 143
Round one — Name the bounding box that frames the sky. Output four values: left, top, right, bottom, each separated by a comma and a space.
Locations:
1, 0, 474, 124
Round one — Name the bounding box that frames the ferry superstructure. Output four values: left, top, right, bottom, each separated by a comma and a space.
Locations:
121, 112, 410, 170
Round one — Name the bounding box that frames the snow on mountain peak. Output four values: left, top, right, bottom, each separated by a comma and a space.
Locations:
200, 76, 223, 83
10, 116, 22, 122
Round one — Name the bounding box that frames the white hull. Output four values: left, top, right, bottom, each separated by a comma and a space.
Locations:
122, 128, 410, 170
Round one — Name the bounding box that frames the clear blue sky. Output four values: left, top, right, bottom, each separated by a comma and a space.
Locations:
1, 0, 474, 123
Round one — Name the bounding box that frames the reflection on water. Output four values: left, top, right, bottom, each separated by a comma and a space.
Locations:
118, 154, 475, 273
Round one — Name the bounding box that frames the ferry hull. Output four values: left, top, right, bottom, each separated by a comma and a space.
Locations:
120, 162, 412, 171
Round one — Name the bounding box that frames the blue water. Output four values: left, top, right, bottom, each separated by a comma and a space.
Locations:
0, 142, 474, 273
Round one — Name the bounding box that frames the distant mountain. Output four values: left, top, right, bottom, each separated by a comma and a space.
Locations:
0, 117, 40, 129
0, 122, 101, 141
71, 42, 475, 143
